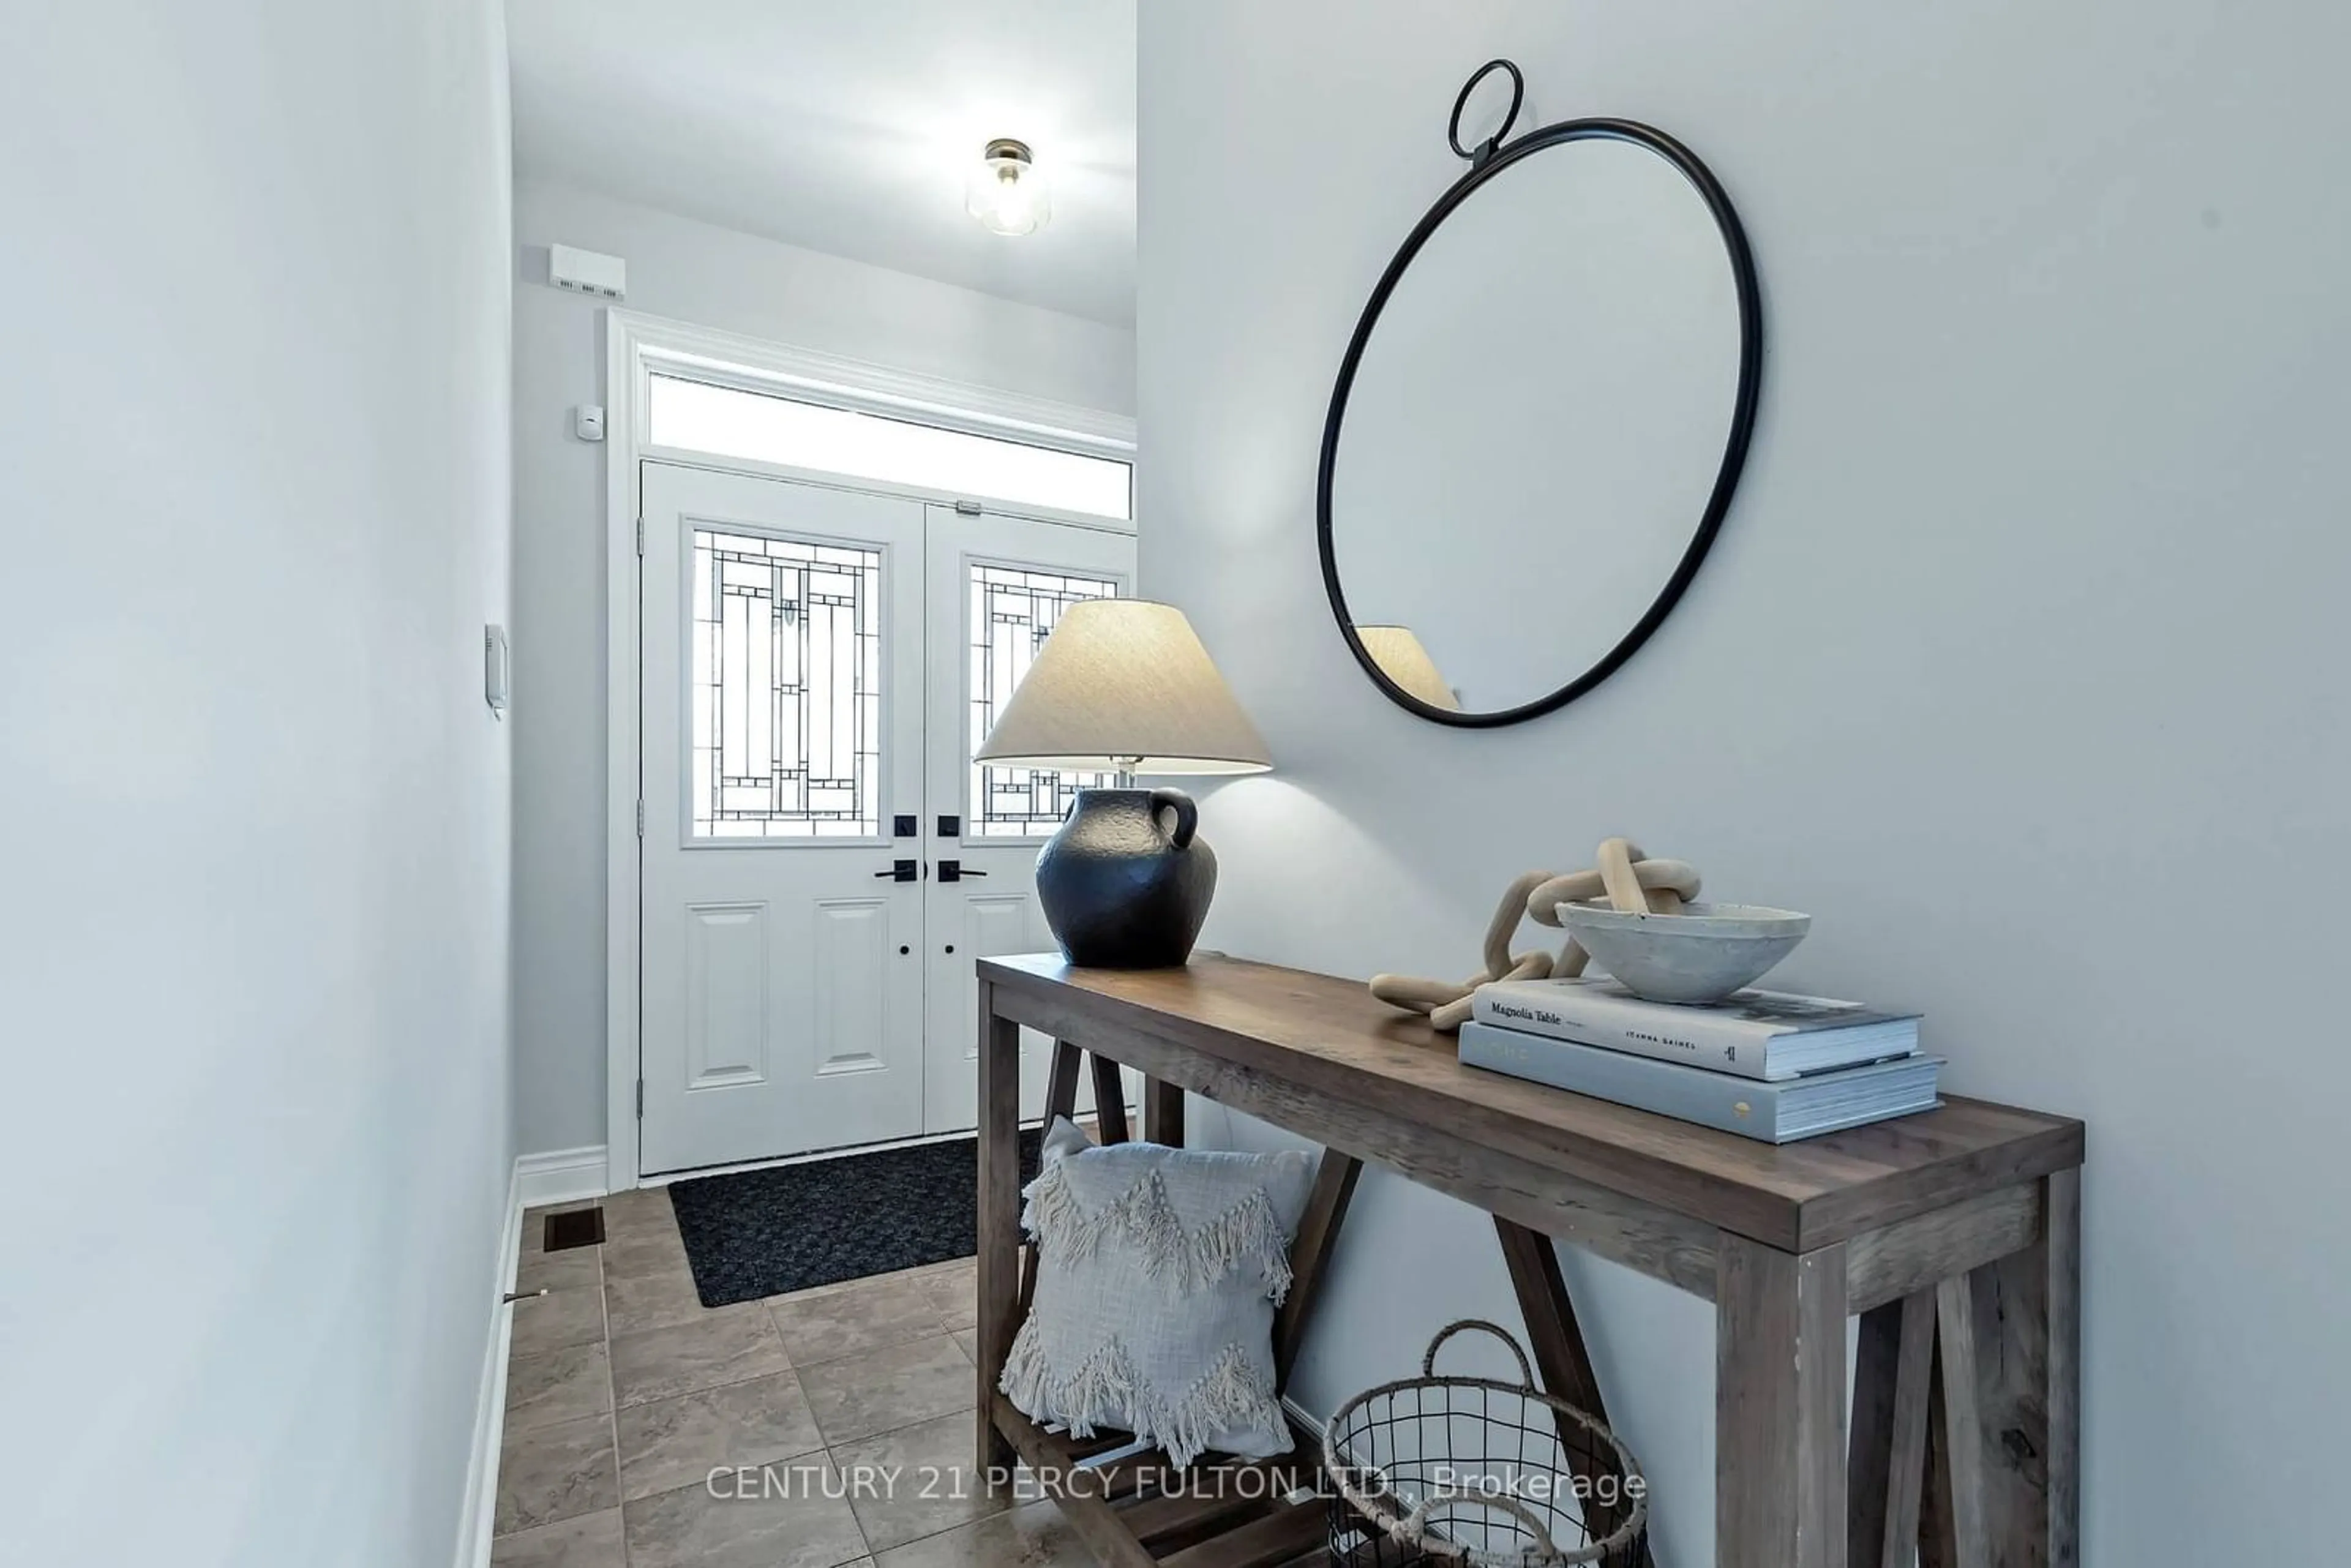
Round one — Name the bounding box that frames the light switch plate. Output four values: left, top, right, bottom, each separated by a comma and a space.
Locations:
484, 624, 509, 717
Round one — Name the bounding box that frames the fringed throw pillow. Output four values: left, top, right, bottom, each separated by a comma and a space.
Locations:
1000, 1118, 1317, 1469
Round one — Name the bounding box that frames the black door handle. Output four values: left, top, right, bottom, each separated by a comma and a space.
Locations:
874, 859, 919, 882
937, 860, 988, 882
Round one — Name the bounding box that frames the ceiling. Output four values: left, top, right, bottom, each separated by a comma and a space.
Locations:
507, 1, 1137, 327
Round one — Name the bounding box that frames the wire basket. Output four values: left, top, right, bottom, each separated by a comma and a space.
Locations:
1322, 1320, 1648, 1568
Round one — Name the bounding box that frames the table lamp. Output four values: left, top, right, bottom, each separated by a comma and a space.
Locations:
973, 600, 1271, 967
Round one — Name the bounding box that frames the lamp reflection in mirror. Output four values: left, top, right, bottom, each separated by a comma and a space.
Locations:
1354, 625, 1460, 711
974, 601, 1269, 967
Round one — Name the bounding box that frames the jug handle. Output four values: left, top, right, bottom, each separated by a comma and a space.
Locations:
1148, 788, 1198, 850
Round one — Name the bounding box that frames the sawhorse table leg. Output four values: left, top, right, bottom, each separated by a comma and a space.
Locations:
1917, 1168, 2080, 1568
1717, 1234, 1851, 1568
973, 981, 1022, 1480
1497, 1217, 1654, 1565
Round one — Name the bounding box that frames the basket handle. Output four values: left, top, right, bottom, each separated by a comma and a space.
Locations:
1404, 1488, 1567, 1566
1421, 1319, 1536, 1390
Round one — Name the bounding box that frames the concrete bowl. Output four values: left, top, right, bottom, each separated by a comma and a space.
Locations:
1556, 901, 1812, 1004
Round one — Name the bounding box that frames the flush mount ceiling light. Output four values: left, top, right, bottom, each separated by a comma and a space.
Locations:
966, 138, 1052, 236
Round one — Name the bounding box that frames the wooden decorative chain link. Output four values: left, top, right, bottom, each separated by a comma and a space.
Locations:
1369, 837, 1701, 1032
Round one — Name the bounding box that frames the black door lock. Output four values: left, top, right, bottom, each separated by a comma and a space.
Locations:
937, 814, 961, 838
893, 814, 918, 838
937, 860, 988, 882
872, 859, 920, 882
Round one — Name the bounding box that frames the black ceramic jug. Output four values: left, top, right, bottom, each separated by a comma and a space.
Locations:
1034, 787, 1216, 968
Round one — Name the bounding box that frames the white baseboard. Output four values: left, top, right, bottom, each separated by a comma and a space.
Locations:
516, 1144, 610, 1208
452, 1161, 525, 1568
451, 1147, 610, 1567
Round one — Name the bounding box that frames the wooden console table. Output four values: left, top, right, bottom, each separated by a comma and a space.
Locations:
974, 953, 2083, 1568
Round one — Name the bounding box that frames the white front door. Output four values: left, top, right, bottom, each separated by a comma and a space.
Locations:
639, 463, 929, 1174
637, 467, 1139, 1173
921, 511, 1135, 1133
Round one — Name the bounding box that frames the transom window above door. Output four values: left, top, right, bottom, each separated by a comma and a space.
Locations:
650, 374, 1133, 520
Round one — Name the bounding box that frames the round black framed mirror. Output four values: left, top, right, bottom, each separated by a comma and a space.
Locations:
1318, 60, 1763, 727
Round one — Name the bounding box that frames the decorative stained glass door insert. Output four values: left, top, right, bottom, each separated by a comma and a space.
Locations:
967, 562, 1121, 838
690, 528, 883, 839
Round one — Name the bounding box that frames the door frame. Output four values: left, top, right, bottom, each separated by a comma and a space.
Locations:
602, 308, 1138, 1194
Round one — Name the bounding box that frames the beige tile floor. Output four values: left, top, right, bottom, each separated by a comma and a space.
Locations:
494, 1190, 1093, 1568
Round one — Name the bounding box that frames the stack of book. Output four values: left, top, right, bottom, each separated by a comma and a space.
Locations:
1459, 976, 1940, 1144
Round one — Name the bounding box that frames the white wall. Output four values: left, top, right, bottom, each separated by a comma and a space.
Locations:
1140, 3, 2350, 1562
0, 5, 514, 1566
511, 181, 1136, 1156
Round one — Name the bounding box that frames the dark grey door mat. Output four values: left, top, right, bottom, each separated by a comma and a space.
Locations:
666, 1127, 1044, 1307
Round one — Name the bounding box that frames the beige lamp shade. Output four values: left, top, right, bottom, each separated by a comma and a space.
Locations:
1354, 625, 1460, 710
973, 599, 1273, 775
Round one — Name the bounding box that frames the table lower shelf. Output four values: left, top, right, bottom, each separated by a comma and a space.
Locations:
987, 1393, 1331, 1568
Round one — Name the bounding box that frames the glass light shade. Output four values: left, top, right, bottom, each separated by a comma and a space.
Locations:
966, 139, 1052, 236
